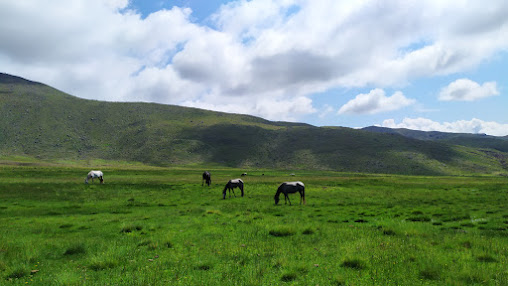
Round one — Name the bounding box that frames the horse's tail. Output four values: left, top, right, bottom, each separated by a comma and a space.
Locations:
302, 186, 306, 205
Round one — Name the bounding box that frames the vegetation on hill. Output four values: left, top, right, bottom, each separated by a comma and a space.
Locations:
362, 126, 508, 152
1, 73, 507, 175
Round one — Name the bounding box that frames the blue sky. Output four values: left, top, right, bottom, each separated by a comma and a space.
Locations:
1, 0, 507, 135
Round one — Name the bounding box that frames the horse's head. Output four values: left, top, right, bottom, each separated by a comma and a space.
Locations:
274, 194, 280, 205
99, 177, 104, 184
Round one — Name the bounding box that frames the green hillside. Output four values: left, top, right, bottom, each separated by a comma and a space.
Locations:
1, 73, 507, 175
363, 126, 508, 152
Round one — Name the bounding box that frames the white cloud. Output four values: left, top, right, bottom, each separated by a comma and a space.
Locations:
0, 0, 508, 121
338, 89, 415, 115
382, 117, 508, 136
318, 104, 335, 118
183, 95, 316, 121
439, 78, 499, 101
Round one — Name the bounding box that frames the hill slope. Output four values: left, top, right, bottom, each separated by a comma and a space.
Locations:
362, 126, 508, 153
1, 73, 507, 175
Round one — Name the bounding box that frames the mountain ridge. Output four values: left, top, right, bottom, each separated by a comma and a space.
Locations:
362, 126, 508, 153
1, 73, 507, 175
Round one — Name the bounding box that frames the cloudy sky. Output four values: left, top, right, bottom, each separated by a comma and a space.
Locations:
1, 0, 507, 136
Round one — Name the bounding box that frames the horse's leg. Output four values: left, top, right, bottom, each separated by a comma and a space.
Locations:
232, 187, 236, 197
284, 193, 291, 205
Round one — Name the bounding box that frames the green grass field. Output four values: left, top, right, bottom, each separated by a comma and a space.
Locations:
0, 164, 507, 285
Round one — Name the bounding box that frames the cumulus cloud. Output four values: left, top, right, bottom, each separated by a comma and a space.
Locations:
338, 89, 415, 115
439, 78, 499, 101
182, 95, 316, 121
318, 104, 335, 119
382, 118, 508, 136
0, 0, 508, 121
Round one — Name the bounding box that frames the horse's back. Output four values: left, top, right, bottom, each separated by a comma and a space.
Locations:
230, 178, 243, 184
282, 181, 304, 187
88, 170, 103, 177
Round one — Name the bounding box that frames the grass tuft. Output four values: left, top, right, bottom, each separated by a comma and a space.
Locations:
419, 267, 441, 280
269, 227, 295, 237
280, 272, 298, 282
89, 260, 117, 271
196, 263, 212, 271
302, 228, 314, 235
382, 228, 396, 235
63, 244, 86, 256
5, 268, 27, 279
341, 258, 366, 270
120, 225, 143, 233
406, 216, 431, 222
476, 255, 497, 263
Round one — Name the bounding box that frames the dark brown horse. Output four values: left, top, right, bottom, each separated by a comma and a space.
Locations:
274, 181, 305, 205
223, 179, 244, 199
202, 171, 211, 186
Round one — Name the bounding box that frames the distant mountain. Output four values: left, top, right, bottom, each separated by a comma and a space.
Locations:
362, 126, 508, 153
1, 73, 507, 175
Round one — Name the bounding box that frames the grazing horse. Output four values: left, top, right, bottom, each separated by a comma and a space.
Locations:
223, 179, 244, 199
85, 170, 103, 184
274, 181, 305, 205
202, 171, 211, 186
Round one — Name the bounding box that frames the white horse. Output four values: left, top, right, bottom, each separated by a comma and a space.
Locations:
85, 170, 104, 184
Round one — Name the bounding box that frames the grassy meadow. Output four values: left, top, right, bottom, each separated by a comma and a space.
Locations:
0, 163, 507, 285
